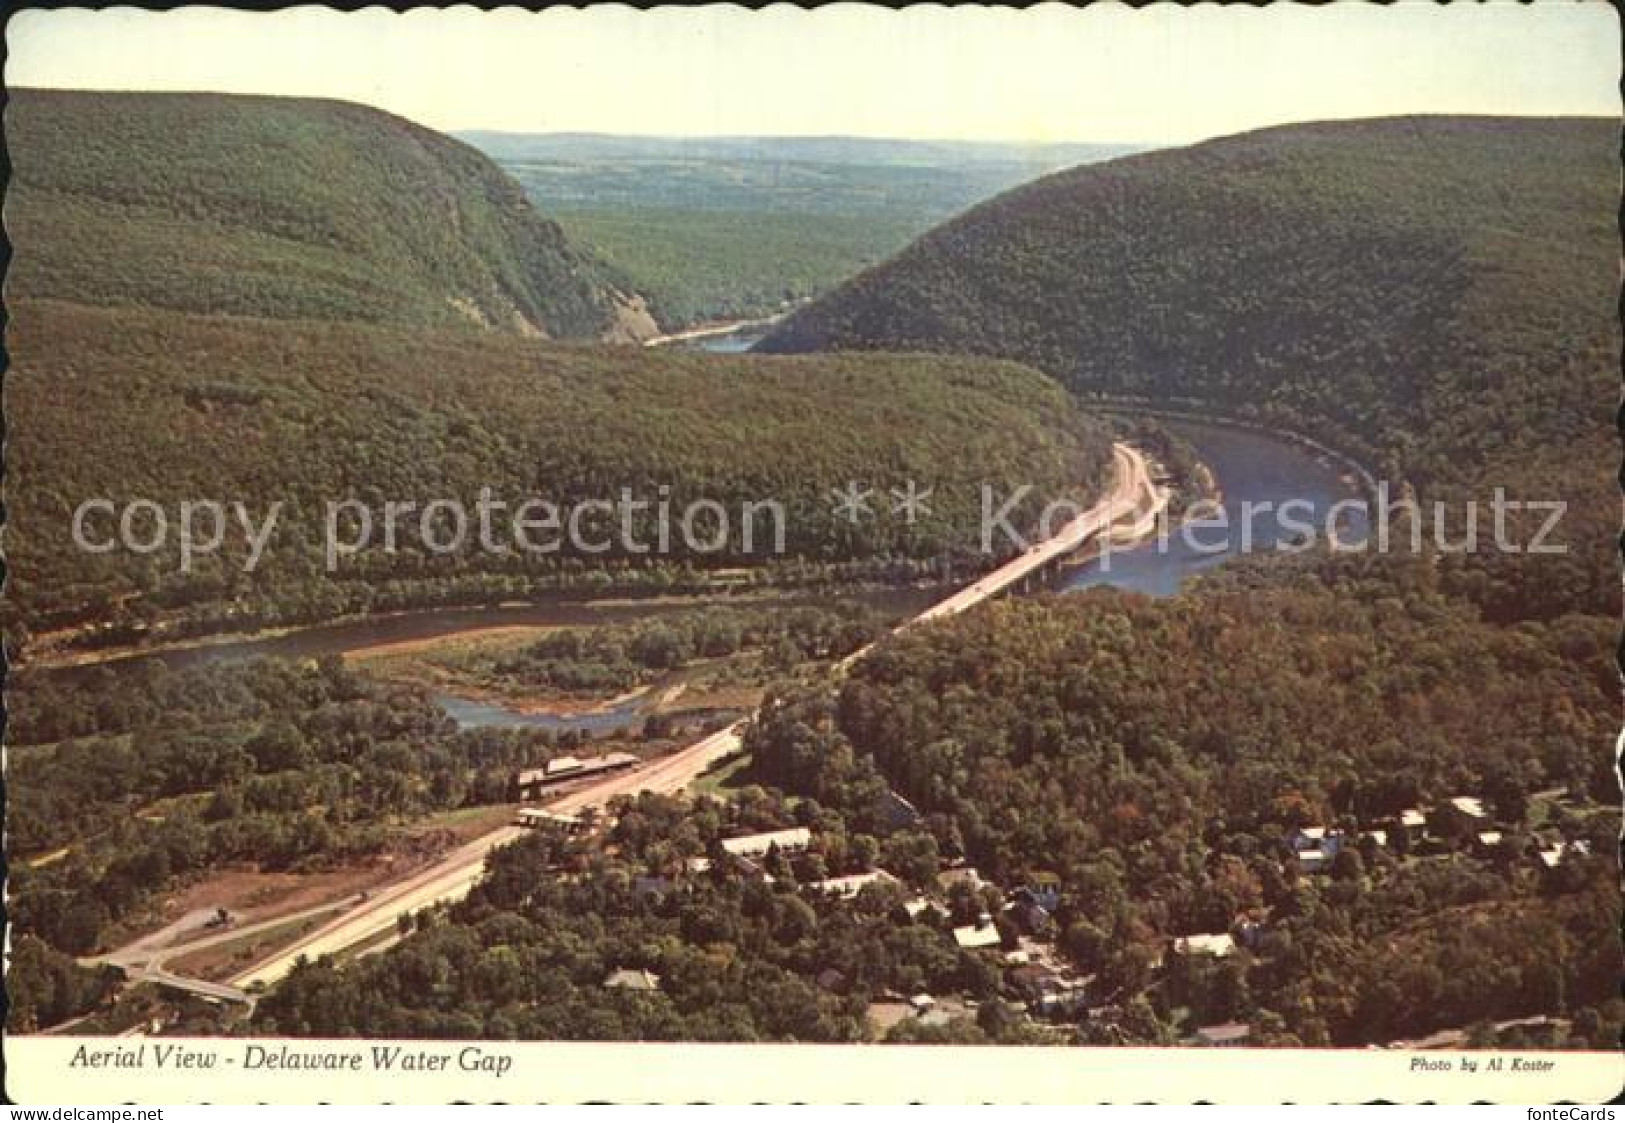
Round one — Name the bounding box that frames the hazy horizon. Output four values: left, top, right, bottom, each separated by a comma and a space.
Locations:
7, 4, 1618, 146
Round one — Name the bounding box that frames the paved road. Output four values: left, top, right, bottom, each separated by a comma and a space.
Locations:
232, 827, 526, 990
96, 901, 344, 974
233, 443, 1160, 991
911, 444, 1158, 624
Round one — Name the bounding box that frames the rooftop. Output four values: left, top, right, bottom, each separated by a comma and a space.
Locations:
1173, 933, 1236, 958
1192, 1022, 1250, 1046
721, 827, 812, 858
953, 921, 1001, 950
938, 866, 984, 890
1449, 796, 1487, 819
603, 968, 661, 992
812, 870, 898, 899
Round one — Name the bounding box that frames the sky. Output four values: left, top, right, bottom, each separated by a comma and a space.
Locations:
6, 3, 1619, 144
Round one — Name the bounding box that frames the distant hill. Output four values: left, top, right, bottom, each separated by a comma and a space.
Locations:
459, 131, 1148, 328
8, 90, 656, 340
454, 132, 1143, 171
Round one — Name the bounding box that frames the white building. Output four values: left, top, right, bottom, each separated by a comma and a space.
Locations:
953, 914, 1001, 950
1448, 796, 1487, 820
1173, 933, 1237, 958
720, 827, 812, 860
812, 870, 897, 899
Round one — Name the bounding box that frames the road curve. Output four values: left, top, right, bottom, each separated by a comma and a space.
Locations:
234, 442, 1160, 991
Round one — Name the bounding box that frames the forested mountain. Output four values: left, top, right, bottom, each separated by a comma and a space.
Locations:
7, 89, 655, 341
759, 117, 1619, 613
7, 300, 1108, 645
759, 115, 1615, 477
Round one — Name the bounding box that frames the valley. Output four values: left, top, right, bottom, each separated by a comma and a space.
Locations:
5, 87, 1618, 1056
462, 133, 1146, 329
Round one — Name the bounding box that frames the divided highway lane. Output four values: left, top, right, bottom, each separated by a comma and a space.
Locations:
233, 442, 1161, 992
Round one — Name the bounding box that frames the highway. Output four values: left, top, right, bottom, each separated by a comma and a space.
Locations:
232, 441, 1162, 992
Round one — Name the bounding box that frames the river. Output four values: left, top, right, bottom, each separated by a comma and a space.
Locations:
1062, 419, 1369, 597
421, 417, 1366, 729
684, 325, 771, 353
699, 323, 1371, 598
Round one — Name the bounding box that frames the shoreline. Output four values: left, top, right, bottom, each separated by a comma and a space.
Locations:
15, 415, 1249, 676
15, 581, 943, 675
1082, 396, 1383, 504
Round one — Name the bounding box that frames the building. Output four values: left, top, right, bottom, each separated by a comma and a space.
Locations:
1172, 932, 1236, 959
1536, 844, 1567, 870
1296, 849, 1331, 875
938, 866, 985, 892
1032, 978, 1089, 1019
875, 789, 923, 831
1190, 1022, 1251, 1047
1019, 872, 1063, 913
811, 870, 897, 899
901, 897, 938, 920
1449, 796, 1487, 819
515, 752, 640, 798
1289, 826, 1344, 853
1535, 839, 1588, 870
1289, 826, 1344, 873
1008, 963, 1086, 1017
817, 968, 847, 993
720, 827, 811, 860
1428, 796, 1490, 840
514, 807, 585, 833
1008, 890, 1055, 935
953, 913, 1002, 950
632, 875, 676, 902
1473, 830, 1505, 856
603, 968, 661, 992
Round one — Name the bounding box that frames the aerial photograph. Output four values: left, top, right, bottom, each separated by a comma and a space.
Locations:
2, 2, 1619, 1105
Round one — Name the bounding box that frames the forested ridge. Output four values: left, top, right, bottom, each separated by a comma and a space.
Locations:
760, 116, 1619, 615
7, 89, 648, 340
7, 300, 1109, 644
